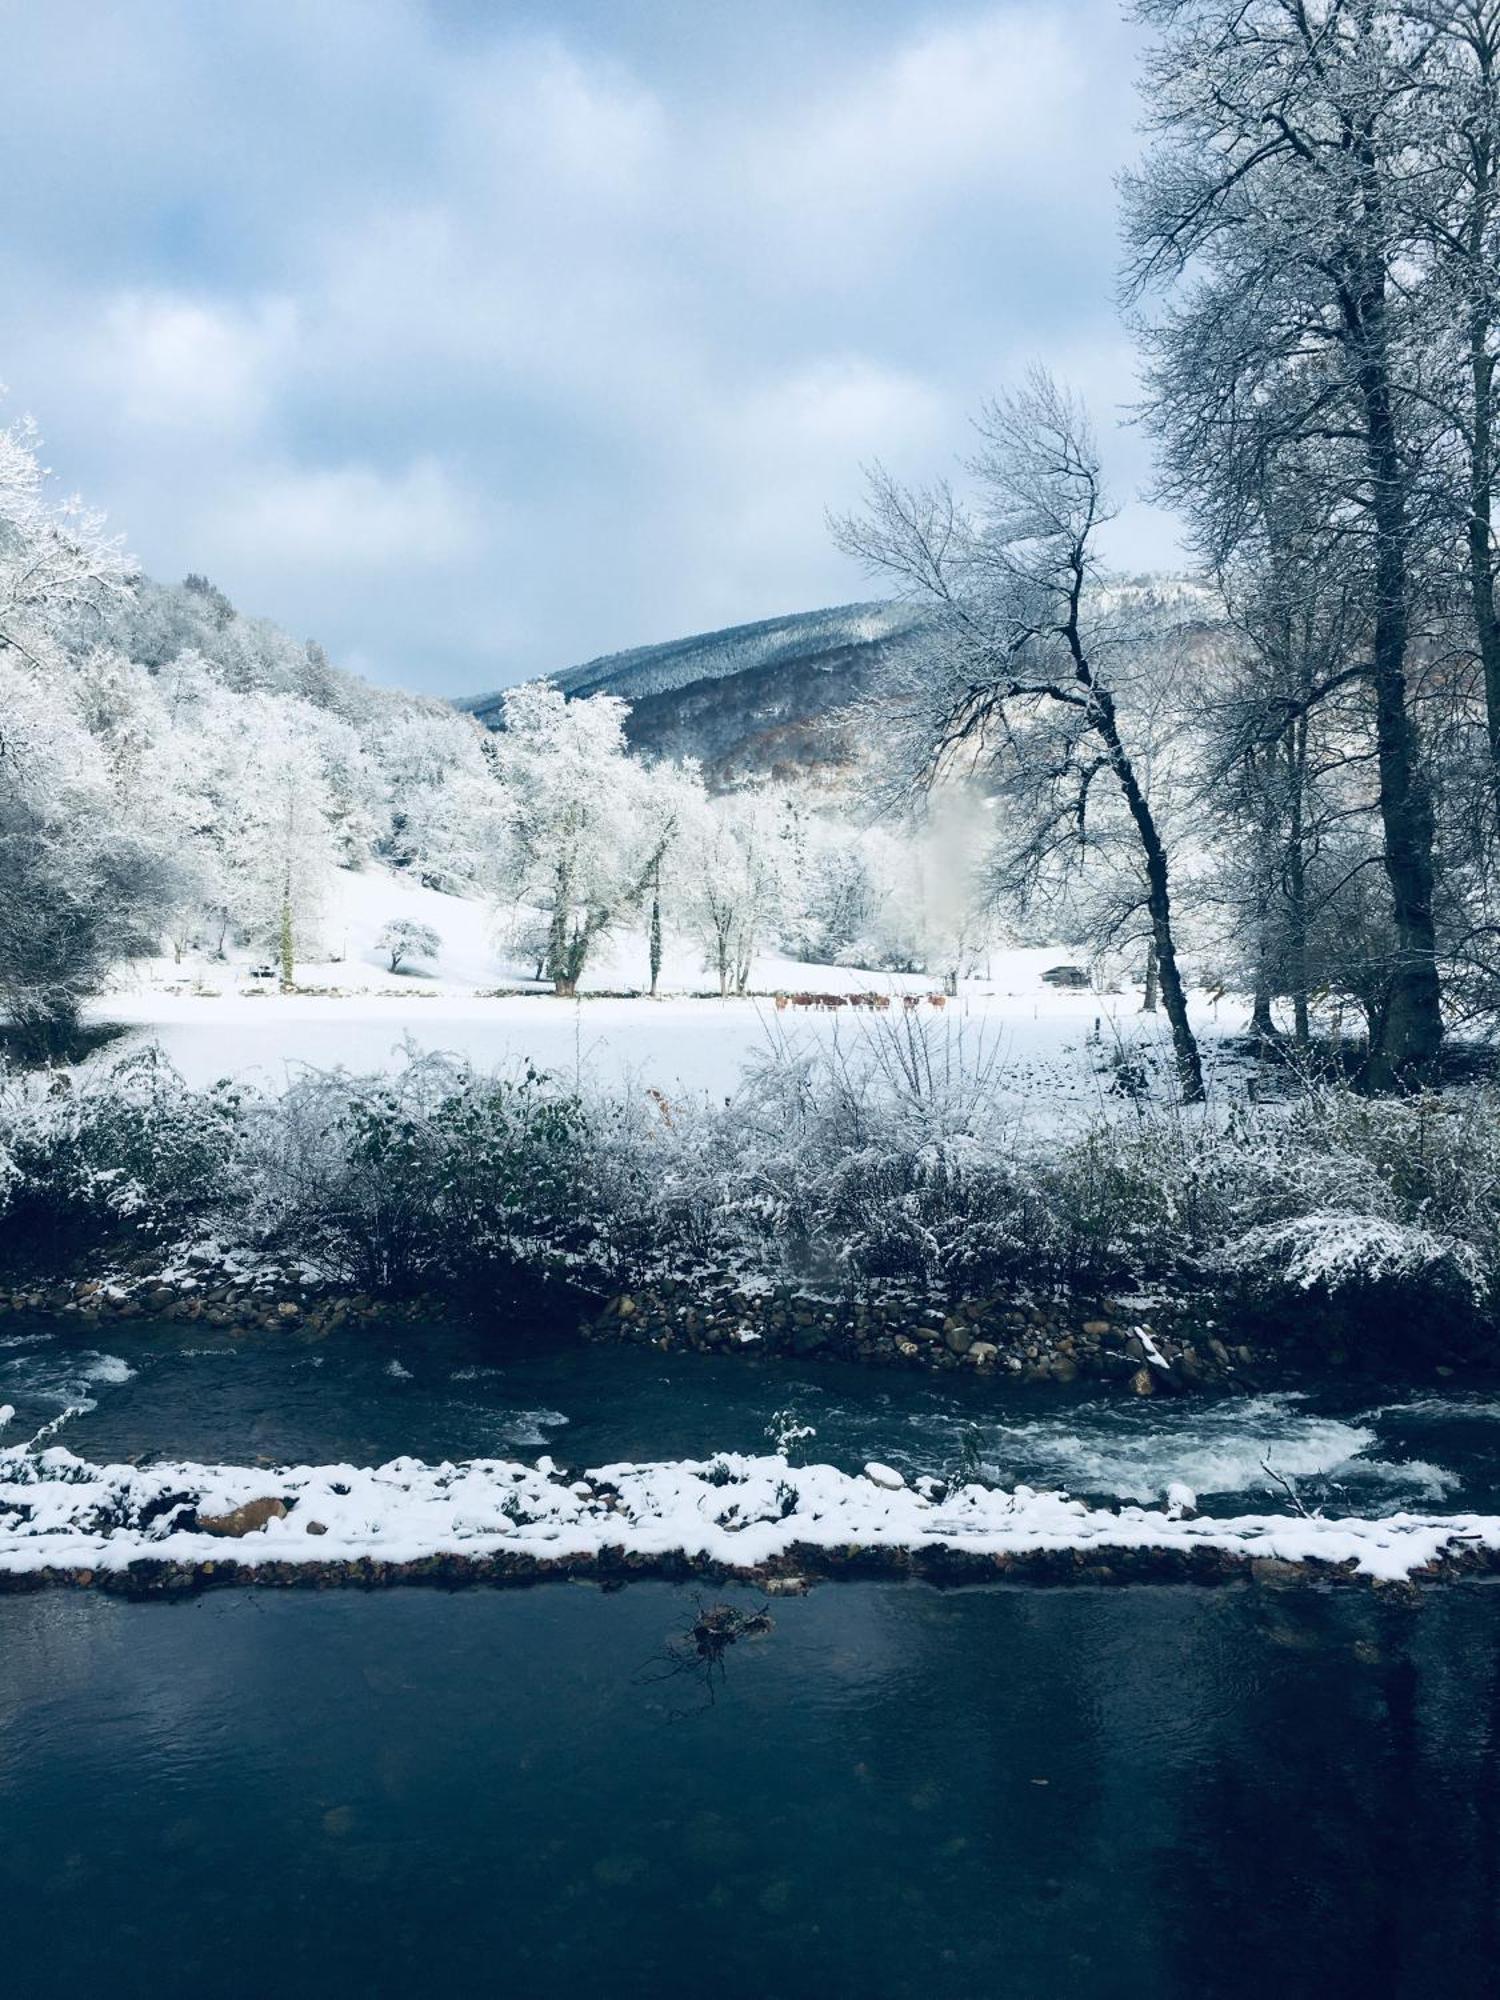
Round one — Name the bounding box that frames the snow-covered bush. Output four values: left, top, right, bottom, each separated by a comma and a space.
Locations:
0, 1045, 240, 1254
9, 1025, 1500, 1361
1221, 1214, 1482, 1301
233, 1049, 586, 1290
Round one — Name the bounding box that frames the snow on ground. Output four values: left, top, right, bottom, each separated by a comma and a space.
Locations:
88, 862, 1251, 1108
0, 1439, 1488, 1583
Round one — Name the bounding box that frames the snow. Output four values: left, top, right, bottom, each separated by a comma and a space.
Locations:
863, 1461, 906, 1490
90, 862, 1250, 1106
0, 1439, 1489, 1584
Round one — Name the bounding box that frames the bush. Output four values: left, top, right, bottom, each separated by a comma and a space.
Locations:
234, 1048, 586, 1291
8, 1022, 1500, 1360
0, 1044, 240, 1260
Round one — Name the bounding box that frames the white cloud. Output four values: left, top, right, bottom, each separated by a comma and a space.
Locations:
99, 293, 297, 436
0, 0, 1179, 690
207, 457, 485, 575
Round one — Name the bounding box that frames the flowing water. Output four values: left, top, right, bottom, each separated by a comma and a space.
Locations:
4, 1315, 1500, 1995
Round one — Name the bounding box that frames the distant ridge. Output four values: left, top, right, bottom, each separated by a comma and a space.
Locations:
458, 600, 937, 784
458, 580, 1221, 786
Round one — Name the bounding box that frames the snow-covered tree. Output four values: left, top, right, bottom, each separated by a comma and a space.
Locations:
682, 789, 795, 995
489, 681, 657, 996
0, 413, 178, 1050
834, 373, 1206, 1098
377, 919, 441, 973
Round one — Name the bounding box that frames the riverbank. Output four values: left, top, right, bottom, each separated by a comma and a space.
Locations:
5, 1433, 1498, 1591
0, 1256, 1359, 1402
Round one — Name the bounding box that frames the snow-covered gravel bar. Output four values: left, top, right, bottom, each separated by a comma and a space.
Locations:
4, 1438, 1498, 1590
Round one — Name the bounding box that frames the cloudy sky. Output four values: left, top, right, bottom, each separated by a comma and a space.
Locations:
0, 0, 1179, 695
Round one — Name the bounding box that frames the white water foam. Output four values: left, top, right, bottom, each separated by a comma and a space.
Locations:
0, 1348, 137, 1420
905, 1394, 1457, 1506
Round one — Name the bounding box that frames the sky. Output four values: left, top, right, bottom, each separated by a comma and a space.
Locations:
0, 0, 1181, 696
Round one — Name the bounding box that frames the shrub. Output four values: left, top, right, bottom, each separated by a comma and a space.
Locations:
0, 1044, 240, 1259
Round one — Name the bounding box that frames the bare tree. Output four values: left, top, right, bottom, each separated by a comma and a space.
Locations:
1124, 0, 1445, 1087
1405, 2, 1500, 805
832, 372, 1206, 1101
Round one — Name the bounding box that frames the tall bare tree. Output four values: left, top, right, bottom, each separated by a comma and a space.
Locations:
1124, 0, 1445, 1086
833, 372, 1206, 1101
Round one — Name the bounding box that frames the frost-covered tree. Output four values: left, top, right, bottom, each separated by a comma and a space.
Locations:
633, 757, 708, 996
683, 789, 794, 995
376, 919, 441, 973
834, 373, 1206, 1098
375, 707, 504, 893
489, 682, 657, 996
1123, 0, 1445, 1085
0, 413, 178, 1051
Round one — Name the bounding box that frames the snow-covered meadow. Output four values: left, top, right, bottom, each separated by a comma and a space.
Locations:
92, 860, 1249, 1113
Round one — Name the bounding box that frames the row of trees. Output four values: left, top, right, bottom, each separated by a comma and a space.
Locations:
488, 679, 996, 997
837, 0, 1500, 1099
0, 408, 1000, 1047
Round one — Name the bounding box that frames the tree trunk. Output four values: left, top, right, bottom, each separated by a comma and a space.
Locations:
1092, 690, 1204, 1102
1142, 941, 1158, 1014
545, 859, 572, 993
1469, 332, 1500, 816
648, 865, 662, 998
1285, 719, 1311, 1049
279, 869, 295, 988
1350, 263, 1442, 1087
1461, 45, 1500, 819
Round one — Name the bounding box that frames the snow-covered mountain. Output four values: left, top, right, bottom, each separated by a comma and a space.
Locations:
459, 601, 941, 784
459, 581, 1225, 787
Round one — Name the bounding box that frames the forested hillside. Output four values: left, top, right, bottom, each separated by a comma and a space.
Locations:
461, 601, 940, 782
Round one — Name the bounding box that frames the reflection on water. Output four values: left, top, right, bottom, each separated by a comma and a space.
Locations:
2, 1583, 1500, 1997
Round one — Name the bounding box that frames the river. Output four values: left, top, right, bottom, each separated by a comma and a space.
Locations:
3, 1315, 1500, 1995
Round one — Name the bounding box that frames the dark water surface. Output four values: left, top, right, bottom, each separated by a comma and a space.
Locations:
6, 1317, 1500, 1995
4, 1583, 1500, 1997
7, 1311, 1500, 1514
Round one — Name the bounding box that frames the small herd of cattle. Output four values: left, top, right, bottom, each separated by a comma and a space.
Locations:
772, 991, 947, 1012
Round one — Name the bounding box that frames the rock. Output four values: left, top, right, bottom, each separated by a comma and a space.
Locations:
1165, 1481, 1198, 1520
763, 1575, 808, 1596
1248, 1557, 1304, 1585
863, 1461, 906, 1491
1129, 1367, 1155, 1397
967, 1340, 999, 1366
199, 1497, 288, 1537
304, 1520, 328, 1537
1081, 1319, 1111, 1336
276, 1301, 300, 1320
943, 1323, 973, 1356
1048, 1355, 1079, 1384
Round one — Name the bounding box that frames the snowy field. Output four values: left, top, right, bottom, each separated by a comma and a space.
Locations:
88, 863, 1250, 1109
